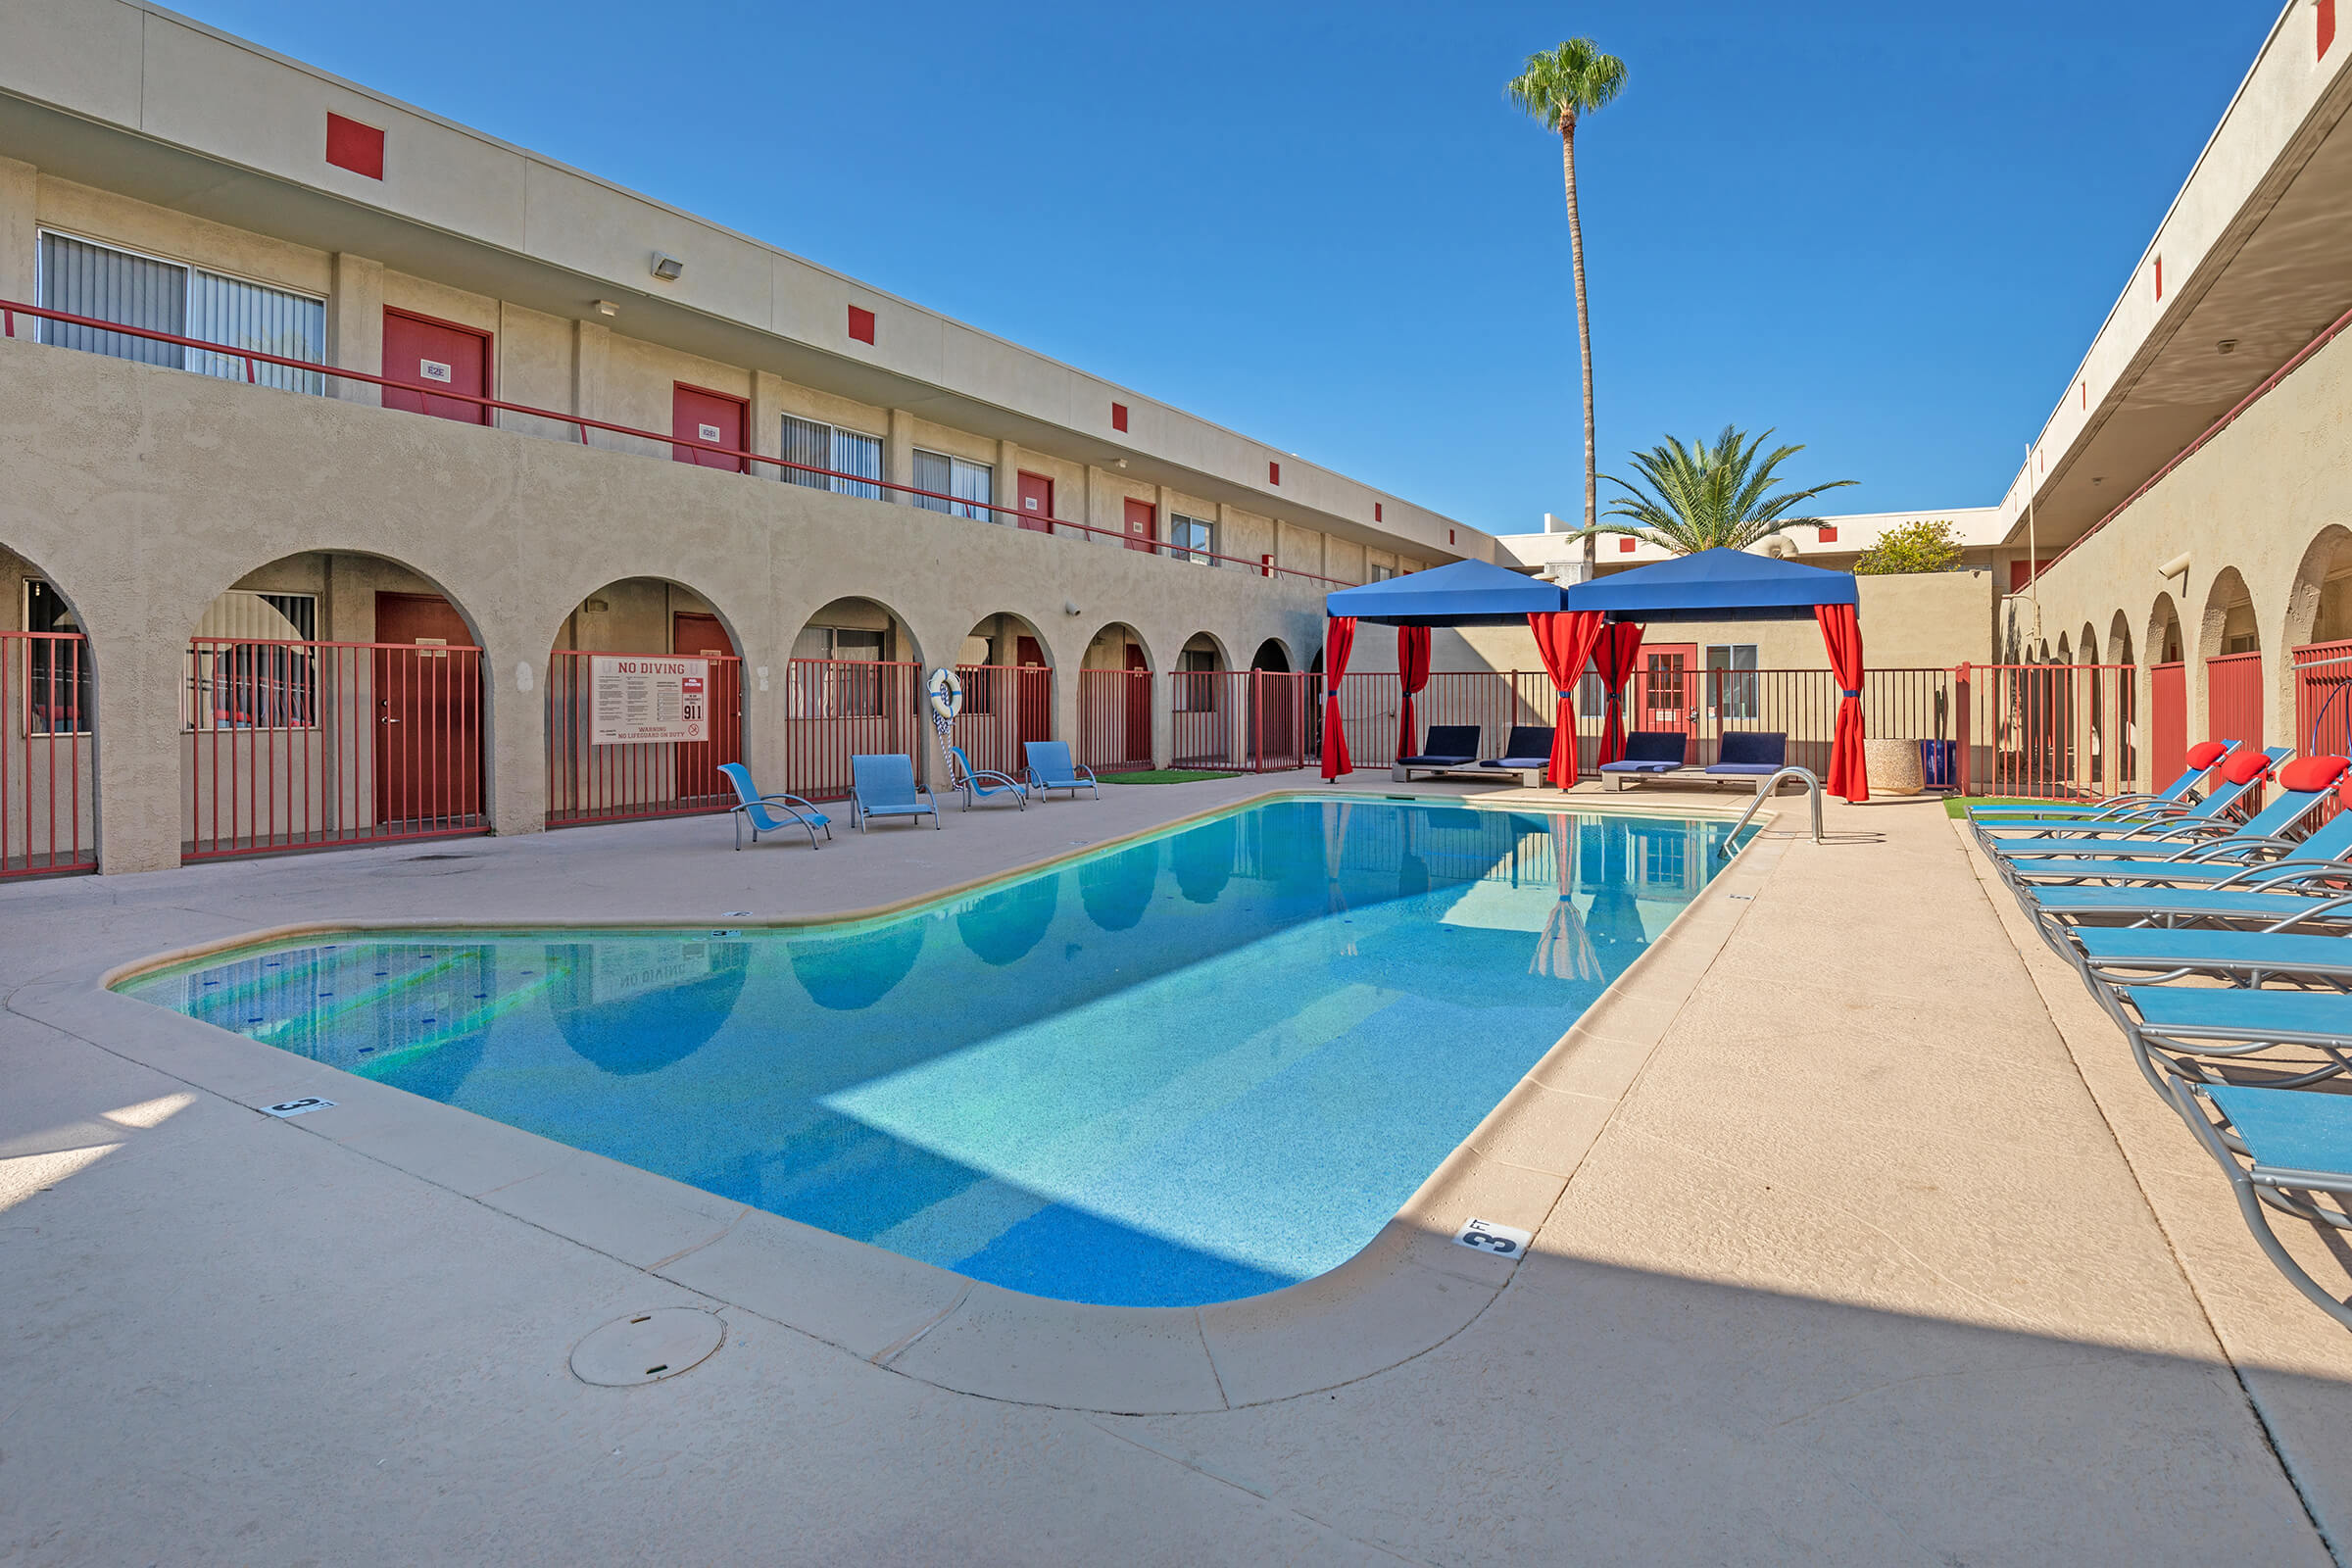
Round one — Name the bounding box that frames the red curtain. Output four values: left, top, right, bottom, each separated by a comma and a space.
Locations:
1815, 603, 1870, 802
1593, 621, 1645, 766
1528, 611, 1608, 789
1395, 625, 1432, 761
1320, 615, 1357, 780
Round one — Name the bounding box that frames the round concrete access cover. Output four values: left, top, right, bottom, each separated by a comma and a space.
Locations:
570, 1308, 726, 1387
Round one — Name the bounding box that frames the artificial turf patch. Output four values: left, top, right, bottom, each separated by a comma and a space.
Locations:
1098, 769, 1229, 785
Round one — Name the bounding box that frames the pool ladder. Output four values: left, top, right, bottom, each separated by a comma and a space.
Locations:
1718, 766, 1826, 858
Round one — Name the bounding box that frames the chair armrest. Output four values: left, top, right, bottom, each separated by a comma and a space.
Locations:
1075, 763, 1098, 782
760, 792, 827, 819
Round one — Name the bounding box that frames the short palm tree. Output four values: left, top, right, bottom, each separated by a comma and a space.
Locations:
1505, 39, 1627, 569
1576, 425, 1857, 555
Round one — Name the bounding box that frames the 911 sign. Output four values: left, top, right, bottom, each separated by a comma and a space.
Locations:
589, 656, 710, 745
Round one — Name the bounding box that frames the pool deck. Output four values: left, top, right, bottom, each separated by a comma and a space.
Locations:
4, 775, 2350, 1564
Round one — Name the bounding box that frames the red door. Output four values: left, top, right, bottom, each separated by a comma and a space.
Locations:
382, 311, 490, 425
673, 384, 748, 471
1639, 644, 1699, 735
1016, 471, 1054, 533
673, 612, 742, 798
1016, 634, 1052, 747
374, 592, 480, 825
1123, 498, 1156, 554
1124, 643, 1152, 765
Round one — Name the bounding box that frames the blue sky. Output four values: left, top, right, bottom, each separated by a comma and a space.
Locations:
182, 0, 2281, 532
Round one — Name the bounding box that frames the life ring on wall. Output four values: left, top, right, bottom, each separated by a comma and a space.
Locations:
926, 665, 964, 719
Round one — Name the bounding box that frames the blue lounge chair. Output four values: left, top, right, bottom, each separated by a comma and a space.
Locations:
1707, 731, 1787, 783
1999, 802, 2352, 889
1598, 730, 1687, 790
716, 762, 831, 850
849, 753, 940, 831
1024, 740, 1099, 800
1480, 726, 1555, 785
1395, 724, 1482, 782
2170, 1079, 2352, 1330
944, 745, 1027, 810
2104, 985, 2352, 1096
1969, 739, 2234, 823
1981, 749, 2289, 864
1973, 746, 2286, 853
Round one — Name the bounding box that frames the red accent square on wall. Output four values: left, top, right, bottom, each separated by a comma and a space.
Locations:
1619, 537, 1637, 553
325, 113, 384, 180
848, 305, 876, 344
1268, 460, 1281, 485
1374, 503, 1383, 522
2154, 256, 2164, 300
1816, 525, 1838, 543
1111, 402, 1128, 432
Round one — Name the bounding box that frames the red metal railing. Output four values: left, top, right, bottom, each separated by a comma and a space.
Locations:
184, 637, 487, 859
2150, 662, 2186, 791
952, 662, 1054, 777
1078, 667, 1154, 773
2294, 641, 2352, 825
0, 297, 1349, 587
1951, 663, 2135, 801
1170, 669, 1315, 771
2206, 652, 2265, 761
781, 659, 926, 801
2, 629, 95, 878
546, 650, 744, 827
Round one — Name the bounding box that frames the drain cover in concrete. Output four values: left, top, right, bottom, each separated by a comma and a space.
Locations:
570, 1308, 725, 1387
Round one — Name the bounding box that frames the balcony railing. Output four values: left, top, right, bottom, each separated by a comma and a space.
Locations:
0, 298, 1348, 586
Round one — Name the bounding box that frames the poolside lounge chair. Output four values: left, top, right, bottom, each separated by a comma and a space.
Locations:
716, 762, 831, 851
1394, 725, 1483, 783
1707, 731, 1788, 785
1597, 731, 1687, 790
944, 745, 1027, 810
1024, 740, 1100, 801
1972, 746, 2286, 853
2169, 1079, 2352, 1330
2103, 984, 2352, 1096
1479, 726, 1556, 788
849, 754, 941, 831
1969, 740, 2233, 823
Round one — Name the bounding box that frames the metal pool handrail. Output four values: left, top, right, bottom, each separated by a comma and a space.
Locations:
1719, 766, 1825, 858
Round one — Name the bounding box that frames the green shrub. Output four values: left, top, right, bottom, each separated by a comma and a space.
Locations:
1854, 519, 1965, 575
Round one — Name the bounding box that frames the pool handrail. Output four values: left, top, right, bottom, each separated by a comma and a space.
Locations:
1719, 766, 1823, 858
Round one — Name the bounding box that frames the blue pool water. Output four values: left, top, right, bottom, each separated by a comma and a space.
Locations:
122, 799, 1741, 1306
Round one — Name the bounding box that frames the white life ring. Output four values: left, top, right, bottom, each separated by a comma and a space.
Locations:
926, 665, 964, 719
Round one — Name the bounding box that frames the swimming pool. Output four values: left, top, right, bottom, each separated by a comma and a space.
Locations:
121, 798, 1743, 1306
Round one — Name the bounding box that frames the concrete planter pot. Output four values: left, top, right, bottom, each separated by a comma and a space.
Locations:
1865, 737, 1925, 796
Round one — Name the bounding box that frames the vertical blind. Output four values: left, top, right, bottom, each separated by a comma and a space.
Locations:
39, 232, 324, 392
782, 415, 883, 500
913, 449, 994, 520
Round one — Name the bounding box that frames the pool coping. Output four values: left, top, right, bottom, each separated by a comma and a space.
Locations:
40, 787, 1786, 1416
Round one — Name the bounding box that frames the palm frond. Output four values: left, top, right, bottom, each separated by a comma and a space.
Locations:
1504, 39, 1628, 129
1593, 425, 1858, 556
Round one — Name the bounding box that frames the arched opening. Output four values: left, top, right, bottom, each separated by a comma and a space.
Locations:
1, 546, 96, 876
954, 612, 1053, 777
1247, 638, 1308, 769
2108, 612, 2138, 792
2147, 593, 2188, 788
182, 551, 486, 860
2285, 526, 2352, 760
1079, 622, 1152, 773
547, 577, 745, 826
1250, 638, 1292, 672
784, 597, 924, 800
2200, 566, 2262, 752
1171, 633, 1235, 770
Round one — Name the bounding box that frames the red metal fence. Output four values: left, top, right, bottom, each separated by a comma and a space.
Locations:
1078, 667, 1154, 773
952, 662, 1053, 778
2294, 642, 2352, 825
1951, 663, 2135, 801
546, 650, 744, 826
1171, 669, 1314, 771
185, 637, 488, 859
2206, 651, 2265, 753
2150, 662, 2186, 791
780, 659, 927, 801
3, 629, 95, 878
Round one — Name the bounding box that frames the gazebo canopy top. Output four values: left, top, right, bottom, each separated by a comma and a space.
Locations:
1322, 558, 1567, 626
1563, 547, 1858, 623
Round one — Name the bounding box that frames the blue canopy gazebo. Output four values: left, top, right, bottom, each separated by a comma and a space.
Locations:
1321, 548, 1870, 800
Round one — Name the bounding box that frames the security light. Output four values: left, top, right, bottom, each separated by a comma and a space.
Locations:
592, 300, 619, 317
650, 252, 684, 281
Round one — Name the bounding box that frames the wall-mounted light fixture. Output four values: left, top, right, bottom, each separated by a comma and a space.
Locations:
2217, 338, 2238, 355
1063, 600, 1083, 616
2158, 551, 2191, 583
592, 300, 619, 318
650, 252, 684, 281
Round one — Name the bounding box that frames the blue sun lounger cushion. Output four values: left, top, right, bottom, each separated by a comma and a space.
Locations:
1398, 724, 1481, 767
1707, 731, 1787, 776
1598, 731, 1687, 776
1481, 725, 1555, 770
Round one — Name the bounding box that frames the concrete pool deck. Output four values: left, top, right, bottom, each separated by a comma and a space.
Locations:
4, 775, 2350, 1563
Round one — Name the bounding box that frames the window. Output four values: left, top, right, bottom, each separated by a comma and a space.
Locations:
912, 450, 995, 520
1175, 649, 1219, 711
781, 415, 883, 501
186, 591, 318, 731
788, 624, 889, 717
1167, 513, 1215, 564
1369, 564, 1395, 582
23, 579, 91, 735
39, 232, 326, 395
1704, 644, 1759, 720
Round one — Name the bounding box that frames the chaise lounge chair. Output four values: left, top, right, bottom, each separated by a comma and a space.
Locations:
849, 753, 941, 831
1706, 731, 1788, 786
1393, 725, 1483, 783
1973, 746, 2286, 854
1024, 740, 1100, 801
717, 761, 832, 850
944, 745, 1027, 810
1597, 731, 1687, 790
1969, 739, 2233, 823
2169, 1078, 2352, 1330
1479, 726, 1556, 788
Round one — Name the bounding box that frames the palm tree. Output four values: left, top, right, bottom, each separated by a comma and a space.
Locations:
1506, 39, 1627, 571
1574, 425, 1857, 555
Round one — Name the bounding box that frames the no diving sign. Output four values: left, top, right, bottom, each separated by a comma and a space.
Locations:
1452, 1217, 1533, 1259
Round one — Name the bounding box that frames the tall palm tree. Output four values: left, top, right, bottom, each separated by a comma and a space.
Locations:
1506, 39, 1627, 571
1574, 425, 1857, 555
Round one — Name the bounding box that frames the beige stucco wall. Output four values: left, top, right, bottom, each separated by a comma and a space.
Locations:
0, 337, 1331, 872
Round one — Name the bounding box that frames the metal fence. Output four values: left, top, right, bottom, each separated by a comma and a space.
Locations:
184, 636, 488, 859
952, 662, 1053, 778
2150, 662, 2187, 793
1078, 667, 1153, 774
546, 650, 745, 827
2294, 641, 2352, 825
2, 629, 96, 878
1951, 663, 2135, 801
778, 659, 927, 802
1171, 669, 1314, 771
2207, 651, 2265, 752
